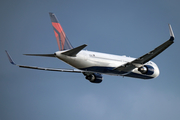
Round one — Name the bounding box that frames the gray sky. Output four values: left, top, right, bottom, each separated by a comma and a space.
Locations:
0, 0, 180, 120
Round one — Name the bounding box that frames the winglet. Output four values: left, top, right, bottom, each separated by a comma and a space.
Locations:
168, 24, 175, 41
5, 51, 16, 65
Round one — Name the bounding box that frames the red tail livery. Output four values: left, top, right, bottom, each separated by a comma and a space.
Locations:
49, 12, 73, 51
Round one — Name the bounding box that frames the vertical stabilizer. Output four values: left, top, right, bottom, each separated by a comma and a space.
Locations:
49, 12, 73, 51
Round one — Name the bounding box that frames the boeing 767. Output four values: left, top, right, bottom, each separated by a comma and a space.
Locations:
6, 13, 175, 83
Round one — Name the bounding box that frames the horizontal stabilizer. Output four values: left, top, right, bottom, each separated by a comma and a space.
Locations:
24, 54, 56, 57
62, 44, 87, 56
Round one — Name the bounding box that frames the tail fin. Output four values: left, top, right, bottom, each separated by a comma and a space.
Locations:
49, 12, 73, 51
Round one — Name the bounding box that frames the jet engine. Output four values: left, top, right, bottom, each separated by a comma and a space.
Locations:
138, 65, 154, 75
84, 73, 103, 83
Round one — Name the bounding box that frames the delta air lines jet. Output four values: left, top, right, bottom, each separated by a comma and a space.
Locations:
6, 13, 175, 83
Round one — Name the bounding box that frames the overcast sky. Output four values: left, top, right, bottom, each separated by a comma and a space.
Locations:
1, 0, 180, 120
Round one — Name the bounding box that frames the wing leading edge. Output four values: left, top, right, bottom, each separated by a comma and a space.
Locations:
114, 24, 175, 72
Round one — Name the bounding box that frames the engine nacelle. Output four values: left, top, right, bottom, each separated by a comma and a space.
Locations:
138, 65, 154, 75
85, 73, 103, 83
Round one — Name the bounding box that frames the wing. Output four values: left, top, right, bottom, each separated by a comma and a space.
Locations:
114, 24, 175, 72
5, 51, 83, 73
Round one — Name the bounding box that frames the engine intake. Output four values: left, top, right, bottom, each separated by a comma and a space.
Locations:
84, 73, 103, 83
138, 65, 154, 75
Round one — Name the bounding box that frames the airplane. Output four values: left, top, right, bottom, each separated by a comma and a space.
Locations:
6, 12, 175, 83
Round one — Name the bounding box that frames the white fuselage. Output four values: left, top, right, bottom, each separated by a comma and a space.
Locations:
55, 50, 160, 79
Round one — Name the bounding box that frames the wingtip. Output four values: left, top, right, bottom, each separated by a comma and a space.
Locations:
5, 51, 16, 65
